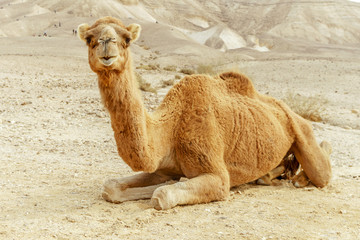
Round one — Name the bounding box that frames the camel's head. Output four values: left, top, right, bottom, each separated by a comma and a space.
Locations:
78, 16, 141, 73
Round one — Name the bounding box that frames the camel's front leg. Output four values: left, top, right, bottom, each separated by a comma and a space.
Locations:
102, 172, 174, 203
150, 173, 230, 210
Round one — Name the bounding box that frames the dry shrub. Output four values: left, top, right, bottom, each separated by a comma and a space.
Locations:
196, 64, 216, 75
180, 68, 195, 75
136, 64, 159, 71
161, 79, 175, 88
135, 72, 157, 94
282, 92, 328, 122
163, 65, 177, 72
140, 45, 151, 50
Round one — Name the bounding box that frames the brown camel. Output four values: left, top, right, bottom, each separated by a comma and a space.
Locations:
78, 16, 332, 210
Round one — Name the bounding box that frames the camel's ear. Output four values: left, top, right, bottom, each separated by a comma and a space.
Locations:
77, 23, 90, 42
126, 23, 141, 43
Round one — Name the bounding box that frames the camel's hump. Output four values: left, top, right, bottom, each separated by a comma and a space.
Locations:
218, 71, 257, 98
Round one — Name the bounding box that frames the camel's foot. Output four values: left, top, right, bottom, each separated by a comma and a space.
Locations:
102, 178, 161, 203
292, 171, 310, 188
256, 175, 272, 186
102, 179, 127, 203
150, 185, 177, 210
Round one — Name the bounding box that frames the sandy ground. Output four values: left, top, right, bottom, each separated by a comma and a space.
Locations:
0, 32, 359, 240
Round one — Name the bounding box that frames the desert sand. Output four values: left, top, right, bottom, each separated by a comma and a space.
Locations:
0, 0, 360, 239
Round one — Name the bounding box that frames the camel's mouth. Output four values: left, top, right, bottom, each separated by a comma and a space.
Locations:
99, 56, 118, 66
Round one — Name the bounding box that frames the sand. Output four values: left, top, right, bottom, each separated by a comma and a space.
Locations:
1, 0, 360, 239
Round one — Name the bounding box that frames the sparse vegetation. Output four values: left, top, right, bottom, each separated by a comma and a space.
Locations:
135, 72, 157, 94
282, 91, 328, 122
163, 65, 177, 72
140, 45, 151, 50
180, 68, 195, 75
136, 64, 159, 71
175, 75, 181, 80
161, 79, 175, 88
196, 64, 216, 75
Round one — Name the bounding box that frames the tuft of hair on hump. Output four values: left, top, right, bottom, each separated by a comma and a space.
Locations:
218, 71, 256, 97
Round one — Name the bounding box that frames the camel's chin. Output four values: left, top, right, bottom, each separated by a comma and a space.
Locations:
99, 56, 118, 66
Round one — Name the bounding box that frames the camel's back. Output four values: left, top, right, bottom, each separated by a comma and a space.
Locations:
158, 71, 290, 127
160, 71, 256, 106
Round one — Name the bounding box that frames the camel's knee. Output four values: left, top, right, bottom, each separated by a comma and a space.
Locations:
313, 141, 332, 187
304, 167, 331, 188
151, 174, 229, 210
151, 184, 178, 210
313, 174, 331, 188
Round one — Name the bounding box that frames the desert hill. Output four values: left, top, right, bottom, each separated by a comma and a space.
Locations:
1, 0, 360, 52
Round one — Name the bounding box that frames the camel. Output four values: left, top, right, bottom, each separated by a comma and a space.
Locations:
78, 16, 332, 210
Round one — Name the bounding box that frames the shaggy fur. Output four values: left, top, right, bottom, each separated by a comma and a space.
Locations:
78, 17, 332, 210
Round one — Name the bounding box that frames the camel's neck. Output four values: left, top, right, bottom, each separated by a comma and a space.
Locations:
97, 62, 157, 172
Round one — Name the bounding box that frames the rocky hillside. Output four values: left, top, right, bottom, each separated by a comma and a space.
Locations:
1, 0, 359, 52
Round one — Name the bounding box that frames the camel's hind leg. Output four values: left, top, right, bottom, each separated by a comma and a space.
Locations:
291, 120, 332, 187
292, 141, 332, 187
256, 153, 300, 186
256, 165, 286, 185
102, 172, 176, 203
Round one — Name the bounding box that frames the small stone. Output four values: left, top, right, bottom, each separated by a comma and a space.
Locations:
339, 210, 347, 214
21, 101, 32, 106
